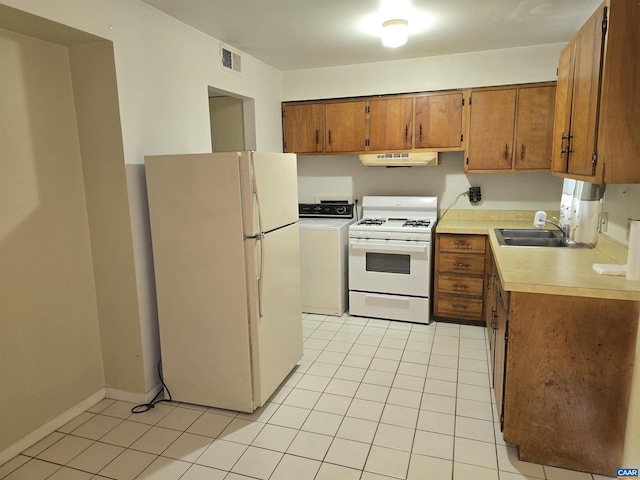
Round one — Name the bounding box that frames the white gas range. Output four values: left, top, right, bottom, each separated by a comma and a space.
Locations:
348, 196, 438, 324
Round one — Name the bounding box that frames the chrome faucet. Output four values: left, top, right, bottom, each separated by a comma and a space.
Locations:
533, 211, 569, 239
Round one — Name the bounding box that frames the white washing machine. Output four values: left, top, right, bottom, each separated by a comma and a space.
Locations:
298, 205, 355, 316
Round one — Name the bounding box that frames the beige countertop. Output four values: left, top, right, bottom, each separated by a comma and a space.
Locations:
436, 211, 640, 301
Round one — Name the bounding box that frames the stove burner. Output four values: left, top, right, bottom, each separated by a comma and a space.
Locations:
358, 218, 386, 226
403, 219, 432, 228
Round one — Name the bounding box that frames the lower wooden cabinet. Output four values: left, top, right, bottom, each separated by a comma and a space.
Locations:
485, 243, 639, 475
433, 233, 487, 323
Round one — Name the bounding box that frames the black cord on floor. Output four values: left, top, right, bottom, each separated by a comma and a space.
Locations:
130, 360, 173, 414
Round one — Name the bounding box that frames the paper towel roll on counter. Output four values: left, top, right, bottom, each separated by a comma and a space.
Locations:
627, 220, 640, 281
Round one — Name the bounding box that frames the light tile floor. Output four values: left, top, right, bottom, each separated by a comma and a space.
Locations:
1, 313, 617, 480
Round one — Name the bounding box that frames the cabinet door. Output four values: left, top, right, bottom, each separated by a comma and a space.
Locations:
368, 97, 413, 151
485, 250, 497, 371
467, 89, 517, 171
567, 6, 606, 177
414, 93, 463, 149
325, 101, 366, 153
283, 103, 324, 153
514, 86, 556, 170
552, 42, 576, 174
494, 279, 509, 429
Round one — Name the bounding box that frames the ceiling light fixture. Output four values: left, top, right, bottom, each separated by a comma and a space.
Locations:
382, 19, 409, 48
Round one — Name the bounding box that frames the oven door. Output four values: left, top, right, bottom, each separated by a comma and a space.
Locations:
348, 238, 430, 297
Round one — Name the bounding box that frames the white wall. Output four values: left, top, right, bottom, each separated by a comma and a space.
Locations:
0, 0, 284, 156
602, 184, 640, 245
0, 27, 105, 453
283, 43, 564, 101
0, 0, 285, 400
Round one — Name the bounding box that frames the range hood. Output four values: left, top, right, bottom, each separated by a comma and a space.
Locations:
359, 152, 438, 167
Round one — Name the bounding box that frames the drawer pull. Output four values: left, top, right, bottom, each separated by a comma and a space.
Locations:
452, 284, 469, 290
452, 304, 469, 310
454, 242, 471, 248
454, 263, 471, 268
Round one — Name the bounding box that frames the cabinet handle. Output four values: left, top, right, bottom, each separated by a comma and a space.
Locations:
419, 124, 423, 142
560, 132, 573, 157
453, 304, 469, 310
405, 125, 408, 142
315, 130, 319, 144
504, 144, 510, 161
453, 284, 469, 290
521, 144, 526, 161
454, 263, 471, 269
328, 129, 332, 144
454, 242, 471, 249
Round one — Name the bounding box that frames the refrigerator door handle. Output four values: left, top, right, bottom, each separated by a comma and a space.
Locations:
245, 233, 265, 318
250, 154, 264, 235
257, 236, 264, 318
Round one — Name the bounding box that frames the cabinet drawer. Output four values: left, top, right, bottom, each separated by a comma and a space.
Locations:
438, 274, 484, 297
438, 253, 485, 275
436, 295, 484, 320
439, 234, 486, 254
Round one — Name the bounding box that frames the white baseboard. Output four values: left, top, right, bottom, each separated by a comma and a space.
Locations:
105, 383, 163, 404
0, 389, 105, 467
0, 383, 163, 468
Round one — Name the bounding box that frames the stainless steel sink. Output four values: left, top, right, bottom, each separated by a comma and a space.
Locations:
497, 229, 559, 239
494, 229, 591, 248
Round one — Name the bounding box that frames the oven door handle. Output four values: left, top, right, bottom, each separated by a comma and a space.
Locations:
349, 241, 429, 253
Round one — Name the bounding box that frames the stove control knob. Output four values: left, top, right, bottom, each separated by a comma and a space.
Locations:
336, 206, 347, 215
313, 206, 322, 211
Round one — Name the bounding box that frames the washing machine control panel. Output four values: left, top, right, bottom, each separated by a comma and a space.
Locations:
299, 203, 354, 218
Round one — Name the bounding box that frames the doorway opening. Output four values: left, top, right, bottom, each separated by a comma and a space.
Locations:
207, 86, 256, 152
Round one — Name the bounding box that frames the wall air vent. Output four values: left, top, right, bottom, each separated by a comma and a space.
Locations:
220, 44, 242, 74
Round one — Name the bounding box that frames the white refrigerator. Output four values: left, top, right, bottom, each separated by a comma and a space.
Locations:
145, 152, 303, 412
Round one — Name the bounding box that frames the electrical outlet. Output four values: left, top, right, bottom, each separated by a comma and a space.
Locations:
601, 212, 609, 232
468, 186, 482, 203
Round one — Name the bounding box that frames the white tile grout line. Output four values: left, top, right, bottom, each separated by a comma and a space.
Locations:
4, 314, 604, 480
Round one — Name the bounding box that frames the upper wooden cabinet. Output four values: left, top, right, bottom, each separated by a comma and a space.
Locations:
325, 100, 366, 153
514, 86, 557, 170
552, 0, 640, 184
466, 83, 556, 173
466, 88, 517, 171
282, 90, 466, 156
368, 97, 413, 151
282, 103, 323, 154
414, 92, 464, 150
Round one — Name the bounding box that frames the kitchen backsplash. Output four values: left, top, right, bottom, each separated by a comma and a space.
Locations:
297, 152, 563, 213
